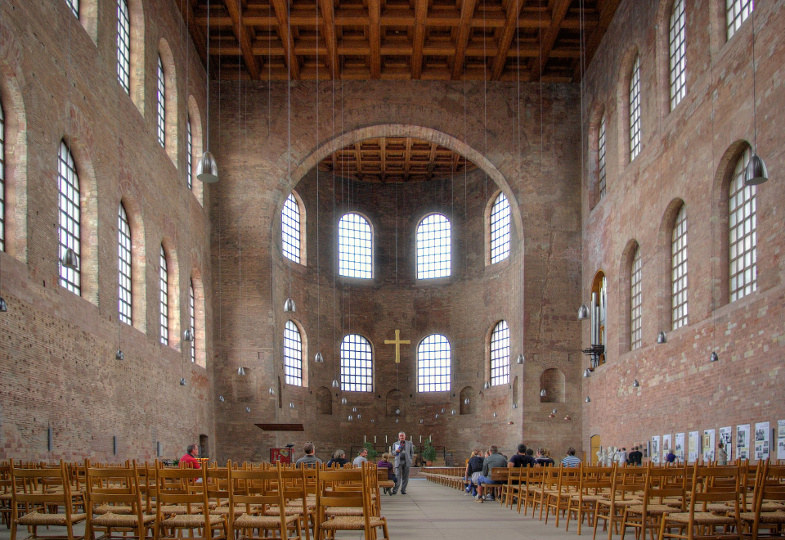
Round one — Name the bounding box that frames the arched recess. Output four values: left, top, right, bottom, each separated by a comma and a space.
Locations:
656, 198, 686, 333
198, 434, 209, 459
539, 368, 564, 403
618, 239, 640, 354
190, 269, 206, 367
587, 101, 606, 209
128, 0, 146, 114
120, 196, 147, 332
615, 46, 641, 167
0, 32, 30, 261
186, 95, 204, 205
588, 270, 607, 368
386, 389, 403, 417
158, 39, 178, 166
459, 386, 475, 415
160, 237, 181, 350
316, 386, 332, 415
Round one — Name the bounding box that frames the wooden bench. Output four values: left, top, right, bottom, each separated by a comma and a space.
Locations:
421, 467, 466, 491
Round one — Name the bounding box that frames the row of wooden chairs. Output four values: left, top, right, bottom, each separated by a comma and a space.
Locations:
3, 460, 390, 540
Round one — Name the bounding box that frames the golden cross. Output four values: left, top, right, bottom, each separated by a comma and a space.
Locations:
384, 329, 411, 364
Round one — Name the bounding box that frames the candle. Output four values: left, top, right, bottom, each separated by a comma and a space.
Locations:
419, 435, 422, 443
374, 435, 377, 443
364, 434, 366, 443
385, 435, 388, 443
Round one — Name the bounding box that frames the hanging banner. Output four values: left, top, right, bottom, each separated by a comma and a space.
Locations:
719, 426, 732, 461
703, 429, 715, 463
754, 421, 770, 461
651, 435, 661, 464
688, 431, 700, 463
778, 420, 785, 460
737, 424, 750, 460
675, 432, 685, 461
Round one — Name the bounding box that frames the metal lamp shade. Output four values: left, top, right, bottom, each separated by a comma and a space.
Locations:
577, 304, 590, 320
196, 151, 219, 183
62, 248, 79, 270
744, 153, 768, 185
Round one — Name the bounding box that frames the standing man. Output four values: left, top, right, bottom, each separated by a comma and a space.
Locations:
392, 431, 414, 495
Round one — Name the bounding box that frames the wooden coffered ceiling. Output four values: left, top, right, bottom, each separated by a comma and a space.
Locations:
317, 137, 477, 183
176, 0, 619, 82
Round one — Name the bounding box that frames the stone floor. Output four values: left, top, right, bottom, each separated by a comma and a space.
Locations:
1, 477, 624, 540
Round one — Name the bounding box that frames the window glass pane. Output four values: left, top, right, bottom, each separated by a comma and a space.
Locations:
671, 206, 688, 329
118, 204, 132, 324
338, 212, 372, 278
156, 56, 165, 147
416, 213, 451, 279
58, 141, 81, 295
726, 0, 754, 40
630, 248, 642, 350
417, 334, 451, 392
340, 334, 373, 392
159, 245, 169, 345
283, 320, 303, 386
490, 321, 510, 386
189, 282, 196, 363
282, 193, 301, 264
669, 0, 686, 109
729, 148, 757, 302
116, 0, 130, 93
629, 56, 641, 161
186, 117, 193, 190
0, 102, 5, 251
65, 0, 79, 18
598, 115, 606, 199
490, 193, 510, 264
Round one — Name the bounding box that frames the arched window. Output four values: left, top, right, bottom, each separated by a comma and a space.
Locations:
490, 320, 510, 386
671, 205, 688, 329
156, 55, 165, 147
338, 212, 372, 278
186, 116, 193, 190
729, 147, 757, 302
489, 193, 510, 264
58, 141, 81, 295
116, 0, 131, 93
159, 244, 169, 345
118, 204, 132, 324
65, 0, 79, 17
0, 100, 5, 251
283, 320, 303, 386
598, 114, 607, 199
629, 55, 642, 161
282, 193, 302, 264
340, 334, 373, 392
188, 281, 196, 363
726, 0, 754, 41
416, 213, 450, 279
668, 0, 686, 110
589, 271, 607, 368
417, 334, 450, 392
630, 246, 642, 350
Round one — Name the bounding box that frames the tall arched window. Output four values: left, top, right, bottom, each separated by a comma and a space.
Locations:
156, 55, 165, 147
416, 213, 450, 279
726, 0, 754, 40
338, 212, 372, 278
340, 334, 373, 392
417, 334, 450, 392
186, 116, 193, 190
598, 114, 607, 199
668, 0, 686, 110
116, 0, 131, 93
283, 320, 303, 386
118, 204, 132, 324
729, 147, 757, 302
188, 280, 196, 363
159, 245, 169, 345
589, 271, 607, 368
490, 321, 510, 386
0, 100, 5, 251
282, 193, 302, 264
630, 246, 642, 350
629, 55, 642, 161
489, 193, 510, 264
58, 141, 81, 295
671, 206, 688, 329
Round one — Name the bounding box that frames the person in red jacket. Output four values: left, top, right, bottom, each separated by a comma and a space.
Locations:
180, 444, 201, 468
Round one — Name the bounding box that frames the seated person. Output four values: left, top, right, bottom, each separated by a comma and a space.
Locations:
377, 453, 397, 494
326, 449, 348, 467
294, 442, 322, 467
180, 444, 201, 469
475, 445, 507, 503
464, 450, 484, 496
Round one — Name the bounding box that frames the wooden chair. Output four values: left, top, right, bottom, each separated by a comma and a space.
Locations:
620, 465, 687, 540
227, 466, 302, 540
265, 465, 312, 540
314, 467, 388, 540
153, 465, 226, 540
518, 466, 545, 515
593, 465, 645, 540
658, 463, 742, 540
1, 461, 12, 528
500, 466, 525, 509
739, 462, 785, 540
544, 465, 580, 528
565, 464, 614, 534
533, 465, 560, 519
9, 461, 87, 540
84, 463, 154, 540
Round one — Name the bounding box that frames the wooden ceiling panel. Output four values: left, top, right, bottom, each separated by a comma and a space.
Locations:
178, 0, 617, 81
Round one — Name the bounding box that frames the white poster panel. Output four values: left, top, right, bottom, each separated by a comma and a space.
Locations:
737, 424, 751, 460
778, 420, 785, 461
651, 435, 661, 464
675, 432, 685, 461
719, 426, 733, 462
688, 431, 700, 463
754, 422, 770, 461
663, 433, 672, 460
703, 429, 715, 463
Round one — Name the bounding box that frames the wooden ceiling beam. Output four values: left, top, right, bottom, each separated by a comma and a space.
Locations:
451, 0, 480, 79
175, 0, 208, 72
270, 0, 301, 79
317, 0, 339, 78
225, 0, 260, 79
490, 0, 527, 80
410, 0, 429, 79
529, 0, 571, 79
369, 0, 382, 78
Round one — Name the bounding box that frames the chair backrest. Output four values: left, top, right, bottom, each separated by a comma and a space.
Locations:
227, 466, 286, 516
155, 464, 206, 508
10, 461, 78, 516
643, 464, 687, 510
85, 464, 144, 518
